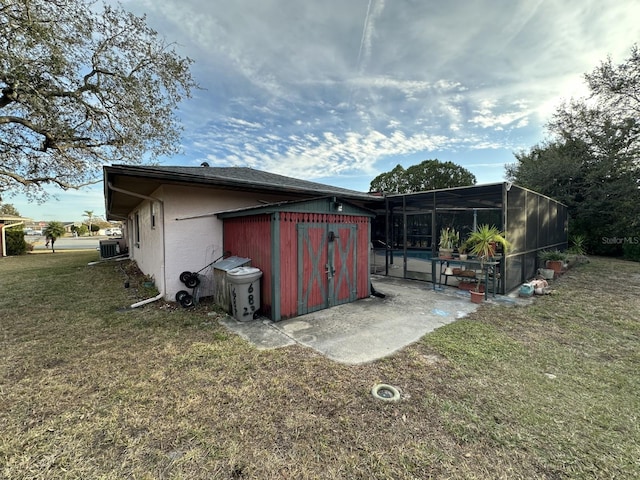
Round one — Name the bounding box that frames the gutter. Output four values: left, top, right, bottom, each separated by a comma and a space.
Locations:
107, 181, 167, 307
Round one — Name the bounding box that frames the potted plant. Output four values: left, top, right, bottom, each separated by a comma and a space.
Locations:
458, 239, 469, 261
438, 227, 459, 259
465, 225, 511, 303
538, 249, 567, 275
567, 234, 588, 266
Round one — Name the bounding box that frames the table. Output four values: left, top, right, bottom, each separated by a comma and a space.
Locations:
431, 257, 500, 300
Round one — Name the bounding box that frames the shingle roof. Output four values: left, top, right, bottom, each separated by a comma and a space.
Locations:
109, 165, 375, 199
0, 214, 31, 222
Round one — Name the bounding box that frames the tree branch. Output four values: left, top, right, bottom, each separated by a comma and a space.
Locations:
0, 168, 101, 189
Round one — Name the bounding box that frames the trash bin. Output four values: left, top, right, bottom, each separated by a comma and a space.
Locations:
212, 256, 251, 313
227, 267, 263, 321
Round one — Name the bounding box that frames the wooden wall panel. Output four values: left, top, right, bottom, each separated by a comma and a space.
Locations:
223, 214, 273, 316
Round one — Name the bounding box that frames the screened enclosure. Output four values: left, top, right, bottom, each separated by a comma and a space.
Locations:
369, 183, 568, 294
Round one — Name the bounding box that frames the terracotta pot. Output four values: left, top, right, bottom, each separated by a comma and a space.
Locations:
470, 290, 484, 304
458, 281, 483, 292
546, 260, 563, 274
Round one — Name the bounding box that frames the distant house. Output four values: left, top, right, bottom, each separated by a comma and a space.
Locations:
0, 214, 31, 257
104, 165, 377, 310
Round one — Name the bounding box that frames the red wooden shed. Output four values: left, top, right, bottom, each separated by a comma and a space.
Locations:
218, 197, 375, 321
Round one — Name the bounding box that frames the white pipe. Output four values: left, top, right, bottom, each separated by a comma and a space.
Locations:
1, 221, 24, 257
87, 254, 129, 266
175, 211, 219, 221
130, 292, 164, 309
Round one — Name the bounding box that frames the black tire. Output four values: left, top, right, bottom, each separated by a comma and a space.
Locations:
179, 271, 193, 284
175, 290, 189, 302
184, 274, 200, 288
179, 293, 194, 308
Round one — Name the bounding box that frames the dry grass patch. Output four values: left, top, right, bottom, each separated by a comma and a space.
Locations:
1, 252, 639, 479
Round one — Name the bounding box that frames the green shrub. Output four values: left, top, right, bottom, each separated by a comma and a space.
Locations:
5, 229, 28, 255
622, 235, 640, 262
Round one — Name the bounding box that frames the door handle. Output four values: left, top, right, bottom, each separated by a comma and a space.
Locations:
325, 264, 333, 278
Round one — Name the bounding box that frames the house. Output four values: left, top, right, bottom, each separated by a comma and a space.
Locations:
0, 214, 32, 257
104, 165, 568, 315
103, 165, 377, 307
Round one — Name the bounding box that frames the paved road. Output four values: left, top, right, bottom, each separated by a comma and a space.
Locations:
28, 235, 102, 251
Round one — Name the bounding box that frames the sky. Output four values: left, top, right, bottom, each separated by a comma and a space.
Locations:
9, 0, 640, 221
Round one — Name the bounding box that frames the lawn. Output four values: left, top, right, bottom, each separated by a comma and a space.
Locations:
1, 252, 639, 479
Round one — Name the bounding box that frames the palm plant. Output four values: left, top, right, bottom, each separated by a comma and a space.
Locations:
83, 210, 94, 236
568, 234, 587, 256
42, 221, 66, 253
538, 249, 567, 262
465, 224, 511, 293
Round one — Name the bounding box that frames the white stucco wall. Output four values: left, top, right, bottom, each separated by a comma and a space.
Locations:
126, 196, 165, 294
127, 184, 294, 302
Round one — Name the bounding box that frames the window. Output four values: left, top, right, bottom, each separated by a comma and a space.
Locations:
150, 202, 156, 229
135, 212, 140, 246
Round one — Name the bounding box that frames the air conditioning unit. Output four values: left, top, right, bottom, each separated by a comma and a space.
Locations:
99, 239, 120, 259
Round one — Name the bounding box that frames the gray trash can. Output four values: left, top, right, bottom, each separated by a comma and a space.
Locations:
212, 256, 251, 313
227, 266, 263, 321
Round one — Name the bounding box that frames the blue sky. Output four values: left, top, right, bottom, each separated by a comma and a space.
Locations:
11, 0, 640, 221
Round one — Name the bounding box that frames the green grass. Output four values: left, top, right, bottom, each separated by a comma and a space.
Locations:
1, 252, 639, 479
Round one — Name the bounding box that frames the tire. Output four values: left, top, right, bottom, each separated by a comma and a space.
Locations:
179, 271, 193, 284
179, 293, 194, 308
175, 290, 189, 303
184, 274, 200, 288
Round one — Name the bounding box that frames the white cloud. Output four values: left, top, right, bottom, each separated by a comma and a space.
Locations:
22, 0, 639, 219
227, 118, 263, 129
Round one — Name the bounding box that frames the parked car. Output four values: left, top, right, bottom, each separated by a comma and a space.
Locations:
105, 228, 122, 236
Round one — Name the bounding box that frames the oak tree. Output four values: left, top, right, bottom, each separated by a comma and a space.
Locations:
0, 0, 197, 201
507, 44, 640, 256
370, 159, 476, 194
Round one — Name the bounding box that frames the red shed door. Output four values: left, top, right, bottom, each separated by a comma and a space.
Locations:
298, 223, 357, 315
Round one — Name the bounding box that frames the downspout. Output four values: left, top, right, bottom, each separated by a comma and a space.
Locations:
107, 182, 166, 308
130, 292, 164, 309
1, 221, 24, 257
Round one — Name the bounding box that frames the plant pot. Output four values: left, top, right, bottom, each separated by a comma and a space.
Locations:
546, 260, 563, 274
457, 281, 475, 291
470, 290, 484, 304
538, 268, 555, 280
458, 281, 483, 291
459, 254, 468, 261
439, 248, 453, 259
